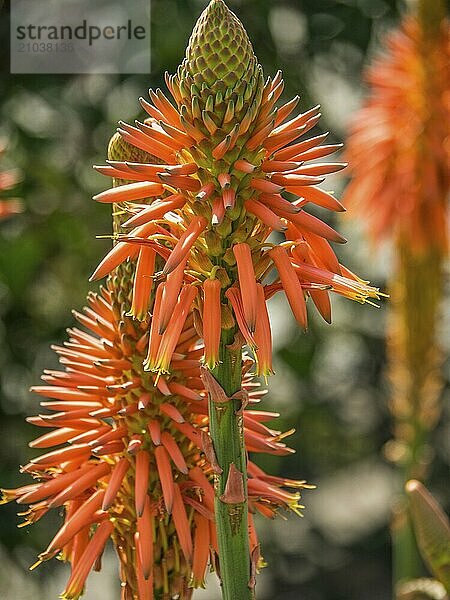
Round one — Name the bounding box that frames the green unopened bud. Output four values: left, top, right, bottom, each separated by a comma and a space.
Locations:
175, 0, 263, 130
187, 0, 255, 89
205, 229, 223, 256
215, 266, 231, 288
108, 131, 155, 167
215, 214, 232, 238
220, 304, 235, 329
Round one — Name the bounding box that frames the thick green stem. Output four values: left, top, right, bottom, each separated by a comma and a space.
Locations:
208, 327, 252, 600
417, 0, 446, 39
389, 244, 445, 594
392, 500, 424, 591
392, 424, 428, 594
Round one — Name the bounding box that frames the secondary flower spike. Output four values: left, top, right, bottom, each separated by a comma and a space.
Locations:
1, 257, 309, 599
344, 15, 449, 254
91, 0, 381, 371
344, 8, 449, 478
344, 4, 448, 589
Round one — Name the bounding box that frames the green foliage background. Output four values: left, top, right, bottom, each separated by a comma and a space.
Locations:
0, 1, 448, 598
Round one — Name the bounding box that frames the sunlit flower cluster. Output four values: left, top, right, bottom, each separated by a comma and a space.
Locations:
90, 3, 380, 380
2, 1, 381, 598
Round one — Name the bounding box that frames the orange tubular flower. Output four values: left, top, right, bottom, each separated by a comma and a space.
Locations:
233, 242, 259, 333
253, 283, 273, 379
161, 216, 207, 277
130, 246, 156, 320
269, 246, 308, 330
86, 3, 379, 590
202, 278, 222, 369
151, 285, 198, 376
0, 198, 21, 219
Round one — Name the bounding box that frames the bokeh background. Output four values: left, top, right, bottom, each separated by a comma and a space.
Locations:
0, 1, 448, 599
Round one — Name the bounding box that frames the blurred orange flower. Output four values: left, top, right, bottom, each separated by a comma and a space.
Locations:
344, 16, 449, 254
